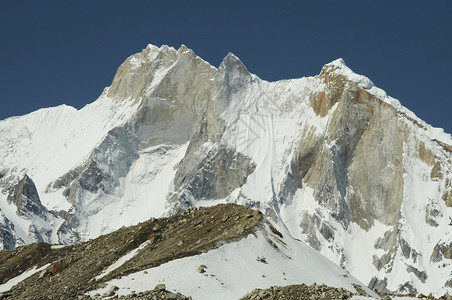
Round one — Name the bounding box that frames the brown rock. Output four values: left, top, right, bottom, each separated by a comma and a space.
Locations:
47, 262, 69, 276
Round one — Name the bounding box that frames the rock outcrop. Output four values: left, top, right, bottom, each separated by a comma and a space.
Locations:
1, 175, 77, 249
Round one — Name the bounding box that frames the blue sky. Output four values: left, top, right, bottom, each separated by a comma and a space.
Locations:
1, 1, 451, 134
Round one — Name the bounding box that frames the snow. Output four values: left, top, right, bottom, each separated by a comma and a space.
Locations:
96, 240, 151, 280
328, 58, 374, 90
76, 142, 189, 241
219, 72, 329, 212
41, 190, 72, 212
88, 223, 379, 299
279, 185, 393, 286
216, 62, 403, 289
0, 263, 50, 293
0, 94, 139, 191
0, 44, 191, 244
50, 244, 66, 249
384, 132, 452, 296
0, 94, 140, 245
0, 193, 33, 245
342, 221, 392, 285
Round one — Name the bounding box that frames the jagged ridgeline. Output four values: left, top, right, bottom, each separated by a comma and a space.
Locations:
0, 44, 451, 296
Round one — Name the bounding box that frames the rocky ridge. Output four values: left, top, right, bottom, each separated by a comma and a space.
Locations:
240, 284, 355, 300
241, 284, 452, 300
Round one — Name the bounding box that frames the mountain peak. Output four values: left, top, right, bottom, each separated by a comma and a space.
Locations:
320, 58, 452, 145
224, 52, 241, 61
177, 44, 190, 53
145, 43, 159, 51
143, 44, 196, 59
222, 52, 243, 66
219, 52, 250, 76
321, 57, 374, 90
327, 58, 348, 69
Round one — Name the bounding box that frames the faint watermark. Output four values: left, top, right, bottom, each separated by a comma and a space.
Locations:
232, 94, 282, 151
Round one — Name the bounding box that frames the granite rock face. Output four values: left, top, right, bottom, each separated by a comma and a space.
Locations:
7, 175, 43, 217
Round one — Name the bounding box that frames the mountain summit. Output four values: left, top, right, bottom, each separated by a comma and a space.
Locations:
1, 44, 451, 296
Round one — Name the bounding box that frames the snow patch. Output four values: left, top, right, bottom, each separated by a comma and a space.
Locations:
0, 263, 50, 293
96, 240, 151, 280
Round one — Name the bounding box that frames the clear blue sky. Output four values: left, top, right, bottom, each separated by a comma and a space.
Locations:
1, 1, 451, 134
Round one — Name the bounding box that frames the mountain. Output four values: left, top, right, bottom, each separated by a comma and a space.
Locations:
0, 44, 451, 297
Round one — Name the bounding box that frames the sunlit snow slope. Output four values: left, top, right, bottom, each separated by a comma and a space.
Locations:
88, 221, 379, 300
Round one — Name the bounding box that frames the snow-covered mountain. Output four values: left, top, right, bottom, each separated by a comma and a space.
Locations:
1, 44, 451, 296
